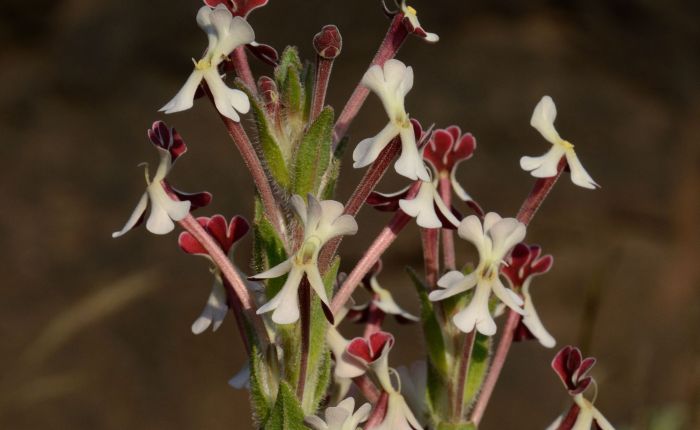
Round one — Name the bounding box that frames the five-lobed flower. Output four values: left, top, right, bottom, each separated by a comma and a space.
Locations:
353, 59, 430, 181
160, 5, 254, 121
521, 95, 599, 189
304, 397, 371, 430
112, 121, 211, 238
429, 213, 527, 335
178, 214, 250, 333
250, 194, 358, 324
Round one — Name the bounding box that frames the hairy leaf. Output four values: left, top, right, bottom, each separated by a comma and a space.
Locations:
292, 107, 334, 197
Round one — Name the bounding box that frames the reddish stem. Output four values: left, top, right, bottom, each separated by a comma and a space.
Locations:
332, 14, 408, 147
310, 57, 334, 122
364, 392, 390, 429
452, 330, 476, 421
318, 139, 401, 272
352, 375, 381, 404
420, 227, 440, 288
330, 209, 413, 315
516, 158, 566, 226
224, 279, 252, 355
296, 279, 311, 400
230, 46, 256, 93
438, 174, 456, 270
362, 298, 386, 338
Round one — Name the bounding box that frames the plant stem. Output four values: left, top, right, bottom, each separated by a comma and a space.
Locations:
516, 158, 565, 226
452, 330, 476, 421
310, 56, 334, 122
330, 208, 413, 315
296, 279, 311, 400
332, 14, 408, 148
318, 139, 401, 272
470, 158, 567, 425
438, 174, 456, 270
420, 227, 440, 288
364, 392, 390, 429
352, 375, 381, 404
178, 214, 268, 344
213, 108, 288, 247
230, 46, 256, 93
362, 298, 386, 338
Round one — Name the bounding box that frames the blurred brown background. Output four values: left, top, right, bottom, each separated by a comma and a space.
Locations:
1, 0, 699, 429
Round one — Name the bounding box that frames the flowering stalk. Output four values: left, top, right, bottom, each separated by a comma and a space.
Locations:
311, 25, 342, 122
364, 391, 390, 429
353, 375, 382, 403
230, 46, 257, 92
420, 227, 439, 288
516, 157, 566, 226
362, 300, 386, 338
452, 330, 476, 421
330, 192, 417, 315
332, 14, 408, 147
296, 279, 311, 400
438, 175, 456, 270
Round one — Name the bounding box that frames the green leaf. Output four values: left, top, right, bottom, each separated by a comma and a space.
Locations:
249, 344, 277, 425
274, 46, 302, 86
302, 61, 315, 123
463, 334, 491, 409
292, 107, 334, 197
253, 200, 288, 299
263, 381, 306, 430
238, 84, 290, 188
284, 66, 303, 119
319, 136, 347, 200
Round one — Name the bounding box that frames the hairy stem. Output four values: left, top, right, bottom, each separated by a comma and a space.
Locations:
452, 330, 476, 421
332, 14, 408, 147
352, 375, 381, 404
310, 56, 334, 122
438, 174, 456, 270
296, 279, 311, 400
230, 46, 256, 93
364, 392, 390, 429
516, 158, 566, 226
362, 298, 386, 338
420, 228, 440, 288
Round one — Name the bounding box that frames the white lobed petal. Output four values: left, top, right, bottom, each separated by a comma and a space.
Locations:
482, 212, 503, 234
203, 69, 250, 121
159, 69, 205, 114
395, 126, 430, 181
520, 145, 566, 178
457, 215, 486, 252
530, 95, 562, 144
191, 276, 228, 334
452, 280, 496, 335
399, 180, 441, 228
327, 327, 366, 379
490, 278, 525, 314
423, 32, 439, 42
289, 194, 307, 225
196, 6, 218, 53
145, 183, 191, 235
565, 150, 600, 189
250, 258, 293, 279
488, 217, 526, 260
429, 272, 477, 301
306, 265, 331, 309
353, 122, 399, 169
521, 278, 556, 348
303, 415, 328, 430
213, 16, 255, 61
227, 362, 251, 390
260, 266, 303, 324
112, 192, 148, 238
450, 166, 473, 201
592, 407, 616, 430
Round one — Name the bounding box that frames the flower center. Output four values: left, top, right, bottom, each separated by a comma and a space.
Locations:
479, 261, 498, 281
194, 58, 212, 70
296, 236, 322, 265
558, 139, 575, 150
405, 5, 417, 15
394, 113, 411, 129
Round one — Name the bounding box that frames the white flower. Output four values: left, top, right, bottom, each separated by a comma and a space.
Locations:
353, 59, 430, 181
545, 395, 615, 430
400, 2, 439, 42
160, 5, 254, 121
327, 327, 366, 379
521, 276, 556, 348
191, 274, 228, 334
112, 132, 191, 238
251, 195, 358, 324
399, 179, 460, 229
396, 361, 427, 426
304, 397, 372, 430
373, 393, 422, 430
429, 213, 527, 335
521, 96, 599, 189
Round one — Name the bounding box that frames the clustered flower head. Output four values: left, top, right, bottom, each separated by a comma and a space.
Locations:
429, 213, 527, 335
178, 214, 250, 333
501, 243, 556, 348
548, 346, 615, 430
112, 121, 211, 238
250, 194, 357, 324
521, 96, 599, 189
160, 4, 254, 121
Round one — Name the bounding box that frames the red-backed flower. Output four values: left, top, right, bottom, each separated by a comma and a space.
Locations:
112, 121, 211, 238
422, 126, 477, 202
521, 96, 599, 189
501, 243, 556, 348
383, 1, 439, 43
250, 195, 358, 324
304, 397, 371, 430
547, 346, 615, 430
160, 5, 254, 121
353, 59, 429, 181
347, 260, 419, 324
368, 181, 460, 229
429, 213, 526, 335
345, 332, 422, 430
178, 215, 250, 333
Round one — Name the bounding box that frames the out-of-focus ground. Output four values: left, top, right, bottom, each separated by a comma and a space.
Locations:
1, 0, 698, 429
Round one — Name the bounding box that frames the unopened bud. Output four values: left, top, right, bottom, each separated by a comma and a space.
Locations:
257, 76, 278, 107
313, 25, 342, 60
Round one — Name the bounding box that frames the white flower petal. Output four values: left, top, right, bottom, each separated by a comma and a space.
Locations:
324, 403, 352, 428
215, 16, 255, 59
488, 217, 526, 259
452, 280, 496, 335
353, 122, 399, 169
566, 150, 599, 189
267, 267, 303, 324
303, 415, 329, 430
432, 184, 460, 227
227, 362, 251, 390
395, 126, 430, 181
112, 192, 148, 238
457, 215, 486, 250
521, 279, 556, 348
450, 166, 472, 201
191, 276, 229, 334
520, 145, 566, 178
423, 32, 439, 42
160, 69, 205, 114
491, 278, 524, 314
592, 407, 616, 430
437, 270, 466, 288
399, 180, 441, 228
530, 95, 561, 144
251, 258, 293, 279
289, 194, 307, 225
430, 272, 477, 301
327, 328, 366, 379
306, 265, 330, 309
482, 212, 503, 233
145, 203, 176, 235
352, 402, 372, 426
203, 69, 249, 121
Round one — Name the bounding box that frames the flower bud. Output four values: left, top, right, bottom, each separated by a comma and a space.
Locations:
313, 25, 342, 59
